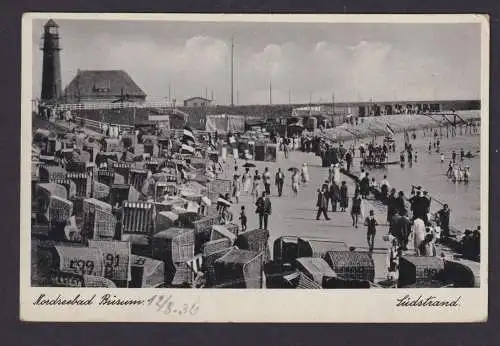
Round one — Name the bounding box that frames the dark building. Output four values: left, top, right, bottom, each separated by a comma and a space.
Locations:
40, 19, 62, 104
183, 97, 213, 108
64, 70, 147, 104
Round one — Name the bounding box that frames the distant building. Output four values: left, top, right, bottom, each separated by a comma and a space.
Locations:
64, 70, 146, 104
183, 97, 213, 108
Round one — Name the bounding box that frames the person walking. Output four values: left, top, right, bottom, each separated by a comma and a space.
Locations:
345, 151, 353, 172
359, 172, 370, 199
395, 191, 407, 217
329, 181, 340, 212
380, 175, 390, 201
301, 163, 310, 184
255, 192, 272, 230
364, 210, 378, 252
316, 187, 330, 220
291, 170, 300, 196
386, 188, 397, 224
398, 212, 411, 250
437, 204, 451, 240
351, 193, 362, 228
263, 167, 272, 195
340, 181, 348, 212
252, 170, 261, 201
275, 168, 285, 197
242, 167, 251, 194
255, 192, 266, 229
239, 206, 247, 232
232, 173, 241, 204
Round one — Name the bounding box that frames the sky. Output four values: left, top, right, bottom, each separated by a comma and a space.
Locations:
31, 19, 482, 105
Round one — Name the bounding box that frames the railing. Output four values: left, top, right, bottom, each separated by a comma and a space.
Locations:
74, 116, 134, 133
54, 102, 175, 111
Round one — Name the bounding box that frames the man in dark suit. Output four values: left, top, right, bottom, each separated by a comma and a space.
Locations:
316, 187, 330, 220
275, 168, 285, 197
256, 192, 272, 230
329, 181, 340, 212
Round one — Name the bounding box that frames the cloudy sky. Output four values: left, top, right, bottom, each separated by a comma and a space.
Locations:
31, 19, 481, 105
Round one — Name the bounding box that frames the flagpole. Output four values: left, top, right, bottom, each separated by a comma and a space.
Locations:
230, 36, 234, 107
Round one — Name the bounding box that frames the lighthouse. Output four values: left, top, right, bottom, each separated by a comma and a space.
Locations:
40, 19, 62, 104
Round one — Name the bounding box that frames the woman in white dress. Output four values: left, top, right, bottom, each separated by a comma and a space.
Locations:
333, 163, 341, 185
413, 217, 427, 255
242, 168, 251, 193
251, 170, 261, 201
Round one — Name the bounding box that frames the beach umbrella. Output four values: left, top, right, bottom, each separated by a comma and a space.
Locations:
243, 162, 256, 168
217, 195, 232, 207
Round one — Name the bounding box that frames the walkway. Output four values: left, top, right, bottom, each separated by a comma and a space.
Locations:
222, 150, 391, 283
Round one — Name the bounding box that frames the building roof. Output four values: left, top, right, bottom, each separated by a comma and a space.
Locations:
64, 70, 146, 99
44, 19, 59, 28
184, 96, 211, 102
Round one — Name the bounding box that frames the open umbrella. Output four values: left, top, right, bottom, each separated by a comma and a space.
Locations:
217, 194, 232, 207
288, 167, 299, 172
243, 162, 256, 168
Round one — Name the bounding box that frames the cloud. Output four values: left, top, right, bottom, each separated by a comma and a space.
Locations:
32, 33, 480, 105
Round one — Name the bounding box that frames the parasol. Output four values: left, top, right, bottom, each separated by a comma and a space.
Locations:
217, 194, 232, 207
243, 162, 256, 168
288, 167, 299, 172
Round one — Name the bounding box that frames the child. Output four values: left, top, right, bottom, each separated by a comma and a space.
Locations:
364, 209, 378, 252
387, 238, 401, 281
239, 206, 247, 231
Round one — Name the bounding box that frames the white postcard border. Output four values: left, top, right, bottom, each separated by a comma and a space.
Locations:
20, 13, 489, 323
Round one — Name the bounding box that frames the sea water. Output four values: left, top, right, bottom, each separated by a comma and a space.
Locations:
361, 130, 481, 232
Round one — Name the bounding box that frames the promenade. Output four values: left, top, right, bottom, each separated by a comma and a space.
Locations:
222, 150, 391, 283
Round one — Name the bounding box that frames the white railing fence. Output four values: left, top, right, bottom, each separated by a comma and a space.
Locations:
74, 116, 134, 133
53, 101, 176, 111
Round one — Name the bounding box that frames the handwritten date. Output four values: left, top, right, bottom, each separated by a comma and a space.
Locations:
147, 295, 200, 316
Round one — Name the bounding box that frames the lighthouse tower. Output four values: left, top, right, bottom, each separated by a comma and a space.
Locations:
40, 19, 62, 104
